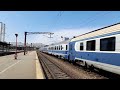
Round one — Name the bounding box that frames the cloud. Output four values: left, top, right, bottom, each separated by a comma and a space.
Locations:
31, 27, 100, 45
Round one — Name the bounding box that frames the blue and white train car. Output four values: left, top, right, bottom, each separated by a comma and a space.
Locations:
39, 45, 49, 53
69, 23, 120, 75
47, 39, 71, 59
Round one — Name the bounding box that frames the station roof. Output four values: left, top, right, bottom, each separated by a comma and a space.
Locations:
0, 41, 11, 46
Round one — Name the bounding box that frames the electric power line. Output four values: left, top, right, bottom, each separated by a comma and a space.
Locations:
59, 11, 112, 39
50, 11, 64, 31
78, 11, 112, 28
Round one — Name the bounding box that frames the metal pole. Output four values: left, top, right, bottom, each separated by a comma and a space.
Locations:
8, 42, 10, 52
3, 24, 5, 42
0, 22, 3, 42
24, 32, 27, 55
30, 43, 32, 50
16, 35, 17, 56
15, 34, 18, 59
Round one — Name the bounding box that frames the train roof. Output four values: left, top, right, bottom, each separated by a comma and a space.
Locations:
48, 39, 72, 47
71, 22, 120, 42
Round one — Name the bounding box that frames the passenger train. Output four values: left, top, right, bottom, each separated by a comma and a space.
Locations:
40, 39, 71, 59
40, 22, 120, 75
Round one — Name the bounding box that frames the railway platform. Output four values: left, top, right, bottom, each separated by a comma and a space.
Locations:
0, 51, 45, 79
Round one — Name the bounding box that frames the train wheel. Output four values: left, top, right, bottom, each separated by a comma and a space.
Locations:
72, 60, 76, 65
69, 60, 72, 63
84, 62, 89, 69
90, 65, 94, 71
59, 55, 61, 59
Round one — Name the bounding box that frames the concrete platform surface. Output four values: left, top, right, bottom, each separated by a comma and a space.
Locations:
0, 51, 44, 79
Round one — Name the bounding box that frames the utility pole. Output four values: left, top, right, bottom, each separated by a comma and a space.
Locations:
15, 34, 18, 59
31, 43, 32, 51
3, 24, 5, 42
24, 32, 27, 55
0, 22, 5, 42
0, 22, 3, 42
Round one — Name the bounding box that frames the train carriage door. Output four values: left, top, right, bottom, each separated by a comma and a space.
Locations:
69, 42, 75, 61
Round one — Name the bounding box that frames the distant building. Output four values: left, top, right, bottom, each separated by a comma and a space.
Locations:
10, 42, 24, 46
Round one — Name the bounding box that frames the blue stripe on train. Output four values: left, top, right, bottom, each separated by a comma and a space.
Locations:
74, 51, 120, 66
48, 50, 69, 59
69, 36, 120, 66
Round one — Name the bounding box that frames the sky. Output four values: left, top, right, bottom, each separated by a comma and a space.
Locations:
1, 11, 120, 45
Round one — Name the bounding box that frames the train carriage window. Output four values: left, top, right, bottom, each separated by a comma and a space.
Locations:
80, 43, 84, 50
55, 46, 56, 50
59, 45, 60, 50
66, 45, 68, 50
86, 40, 96, 51
100, 37, 115, 51
61, 45, 62, 50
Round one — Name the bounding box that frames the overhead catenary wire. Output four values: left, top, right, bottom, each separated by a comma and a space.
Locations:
42, 11, 64, 38
62, 11, 112, 39
78, 11, 112, 28
50, 12, 108, 39
42, 11, 64, 43
50, 11, 101, 40
72, 11, 113, 38
50, 11, 64, 31
44, 11, 113, 44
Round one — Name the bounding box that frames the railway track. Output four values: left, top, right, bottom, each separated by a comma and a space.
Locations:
37, 51, 109, 79
37, 51, 73, 79
43, 52, 120, 79
37, 51, 120, 79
